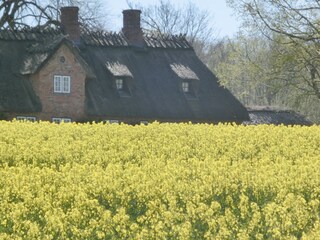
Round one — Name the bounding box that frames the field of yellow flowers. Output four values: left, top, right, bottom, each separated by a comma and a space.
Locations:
0, 121, 319, 239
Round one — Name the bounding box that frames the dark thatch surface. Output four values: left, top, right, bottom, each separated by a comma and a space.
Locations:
0, 40, 41, 112
83, 47, 248, 122
0, 28, 61, 42
0, 28, 249, 122
244, 107, 312, 125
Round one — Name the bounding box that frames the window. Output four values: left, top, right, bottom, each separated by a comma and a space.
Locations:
54, 75, 71, 93
60, 56, 65, 63
114, 78, 132, 97
115, 79, 124, 90
182, 81, 189, 93
105, 120, 119, 124
52, 118, 71, 124
16, 116, 36, 122
140, 121, 149, 125
16, 116, 26, 121
181, 80, 198, 99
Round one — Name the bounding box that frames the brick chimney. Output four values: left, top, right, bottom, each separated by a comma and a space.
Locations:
122, 9, 144, 47
60, 7, 81, 44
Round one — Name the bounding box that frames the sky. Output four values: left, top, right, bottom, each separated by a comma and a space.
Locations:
103, 0, 240, 38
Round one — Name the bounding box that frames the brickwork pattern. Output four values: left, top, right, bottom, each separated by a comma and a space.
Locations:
27, 44, 87, 122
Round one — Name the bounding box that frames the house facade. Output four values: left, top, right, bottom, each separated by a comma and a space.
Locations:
0, 7, 249, 124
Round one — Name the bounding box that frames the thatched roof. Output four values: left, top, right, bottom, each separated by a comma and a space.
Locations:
0, 28, 249, 122
0, 38, 41, 112
0, 28, 61, 41
84, 46, 248, 122
106, 62, 133, 77
244, 107, 312, 125
170, 64, 199, 80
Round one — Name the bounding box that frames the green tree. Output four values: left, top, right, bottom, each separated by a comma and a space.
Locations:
213, 34, 279, 107
223, 0, 320, 122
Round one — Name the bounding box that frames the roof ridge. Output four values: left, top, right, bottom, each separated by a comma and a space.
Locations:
0, 27, 63, 41
0, 27, 193, 49
81, 29, 192, 49
144, 33, 192, 49
26, 35, 66, 53
81, 30, 128, 47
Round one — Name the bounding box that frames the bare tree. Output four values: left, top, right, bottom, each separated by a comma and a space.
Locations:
0, 0, 107, 30
227, 0, 320, 42
127, 0, 216, 61
226, 0, 320, 101
135, 0, 215, 44
0, 0, 56, 29
48, 0, 107, 30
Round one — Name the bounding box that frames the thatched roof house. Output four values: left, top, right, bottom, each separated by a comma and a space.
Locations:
244, 107, 312, 125
0, 7, 249, 124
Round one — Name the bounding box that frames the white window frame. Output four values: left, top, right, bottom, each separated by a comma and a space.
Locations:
140, 121, 149, 125
104, 120, 119, 124
182, 81, 189, 93
115, 79, 124, 90
52, 118, 71, 124
26, 117, 36, 122
16, 116, 26, 121
16, 116, 36, 122
54, 75, 71, 93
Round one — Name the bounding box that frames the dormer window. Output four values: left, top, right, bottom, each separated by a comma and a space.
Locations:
182, 81, 189, 93
170, 64, 199, 99
105, 62, 133, 97
181, 80, 198, 98
115, 79, 124, 90
114, 78, 132, 97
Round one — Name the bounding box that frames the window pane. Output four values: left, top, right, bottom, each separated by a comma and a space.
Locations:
63, 76, 70, 93
110, 120, 119, 124
54, 75, 70, 93
116, 79, 123, 90
52, 118, 71, 123
26, 117, 36, 122
140, 121, 148, 125
52, 118, 61, 124
54, 75, 61, 93
62, 118, 71, 123
182, 82, 189, 92
16, 116, 26, 121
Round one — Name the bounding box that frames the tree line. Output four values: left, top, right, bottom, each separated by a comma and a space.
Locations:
1, 0, 319, 122
220, 0, 320, 122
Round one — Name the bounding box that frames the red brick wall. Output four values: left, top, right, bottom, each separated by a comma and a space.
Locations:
60, 7, 81, 43
14, 44, 88, 122
122, 9, 144, 46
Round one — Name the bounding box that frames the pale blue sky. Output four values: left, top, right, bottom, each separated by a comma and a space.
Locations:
102, 0, 239, 38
